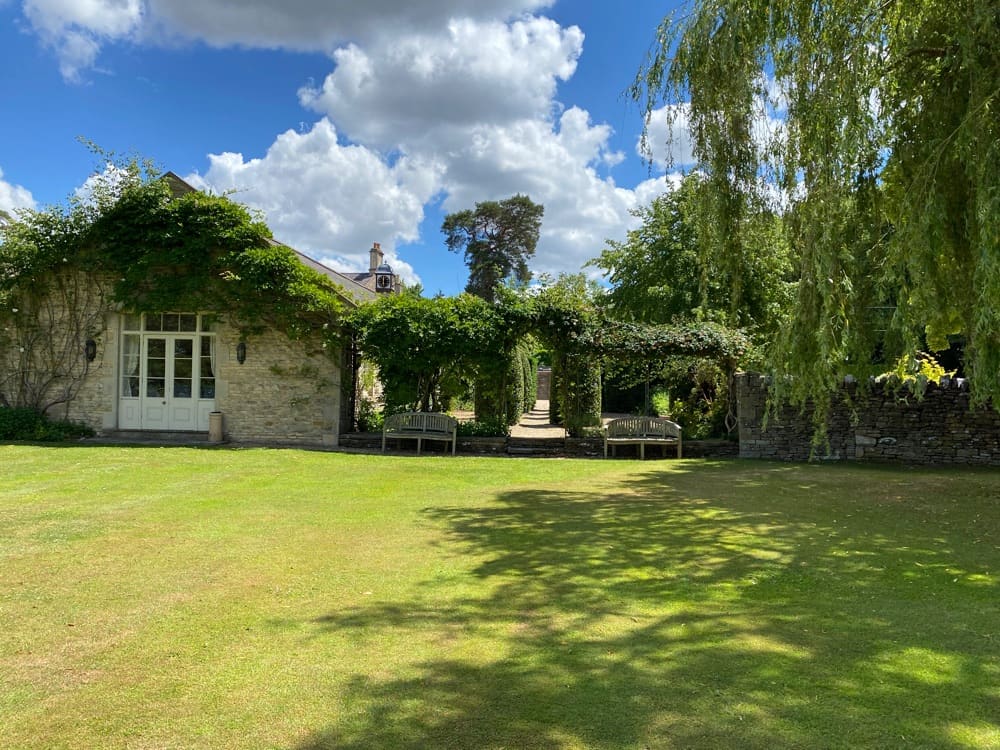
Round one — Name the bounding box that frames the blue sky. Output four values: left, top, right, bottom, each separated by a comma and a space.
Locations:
0, 0, 690, 296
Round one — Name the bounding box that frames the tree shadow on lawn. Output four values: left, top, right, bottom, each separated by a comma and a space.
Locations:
295, 462, 1000, 749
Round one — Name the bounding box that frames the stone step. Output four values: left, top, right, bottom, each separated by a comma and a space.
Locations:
506, 447, 564, 457
88, 430, 213, 445
507, 438, 566, 457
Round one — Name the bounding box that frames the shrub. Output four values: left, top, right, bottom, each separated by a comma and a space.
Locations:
456, 418, 510, 438
0, 408, 94, 441
355, 398, 384, 433
650, 388, 671, 417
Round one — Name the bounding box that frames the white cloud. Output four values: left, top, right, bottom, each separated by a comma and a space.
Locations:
187, 104, 663, 287
148, 0, 553, 51
316, 251, 421, 288
253, 16, 649, 283
0, 168, 37, 215
642, 89, 787, 172
430, 108, 652, 278
640, 104, 697, 170
18, 0, 555, 79
299, 17, 583, 148
23, 0, 143, 80
185, 118, 442, 283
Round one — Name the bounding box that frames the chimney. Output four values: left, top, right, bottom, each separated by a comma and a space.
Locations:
368, 242, 383, 274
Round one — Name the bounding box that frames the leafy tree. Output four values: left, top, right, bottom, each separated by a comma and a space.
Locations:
589, 175, 778, 436
590, 174, 794, 334
632, 0, 1000, 416
442, 195, 544, 302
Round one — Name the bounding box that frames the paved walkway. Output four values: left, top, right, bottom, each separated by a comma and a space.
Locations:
510, 400, 566, 438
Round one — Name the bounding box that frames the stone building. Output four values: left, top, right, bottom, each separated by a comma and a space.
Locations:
3, 173, 395, 447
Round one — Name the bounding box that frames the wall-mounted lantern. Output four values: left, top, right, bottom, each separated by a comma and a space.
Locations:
236, 341, 247, 365
84, 339, 97, 362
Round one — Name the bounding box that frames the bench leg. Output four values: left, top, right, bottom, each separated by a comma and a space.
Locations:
417, 437, 422, 455
640, 443, 645, 460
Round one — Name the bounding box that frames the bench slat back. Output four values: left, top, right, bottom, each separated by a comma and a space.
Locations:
422, 413, 457, 433
606, 416, 681, 439
385, 412, 457, 433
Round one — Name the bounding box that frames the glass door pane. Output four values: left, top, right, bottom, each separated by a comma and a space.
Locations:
173, 338, 194, 398
200, 336, 216, 398
121, 334, 140, 397
146, 338, 166, 398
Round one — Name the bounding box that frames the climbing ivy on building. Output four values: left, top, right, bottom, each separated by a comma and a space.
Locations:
0, 160, 349, 412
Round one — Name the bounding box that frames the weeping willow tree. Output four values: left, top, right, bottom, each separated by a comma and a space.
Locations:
632, 0, 999, 422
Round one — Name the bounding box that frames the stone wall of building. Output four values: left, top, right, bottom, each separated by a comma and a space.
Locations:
737, 373, 1000, 466
63, 313, 117, 431
2, 265, 345, 445
60, 313, 343, 447
215, 325, 342, 447
0, 270, 117, 431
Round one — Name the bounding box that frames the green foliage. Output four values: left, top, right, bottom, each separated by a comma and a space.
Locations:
442, 195, 544, 302
590, 174, 795, 333
0, 160, 350, 410
650, 388, 670, 417
592, 320, 748, 368
531, 275, 602, 435
661, 359, 731, 439
0, 407, 94, 441
560, 351, 602, 437
549, 362, 562, 425
455, 417, 510, 438
84, 177, 345, 336
632, 0, 1000, 414
355, 398, 385, 433
349, 293, 531, 413
352, 272, 749, 436
521, 345, 538, 412
877, 352, 956, 398
588, 176, 780, 440
474, 340, 535, 426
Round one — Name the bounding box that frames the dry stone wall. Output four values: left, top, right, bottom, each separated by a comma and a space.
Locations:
737, 373, 1000, 466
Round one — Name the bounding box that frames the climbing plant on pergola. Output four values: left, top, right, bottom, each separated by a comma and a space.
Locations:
350, 283, 749, 437
532, 279, 749, 436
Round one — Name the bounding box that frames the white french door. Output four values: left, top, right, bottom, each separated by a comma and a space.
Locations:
140, 336, 197, 430
118, 314, 216, 431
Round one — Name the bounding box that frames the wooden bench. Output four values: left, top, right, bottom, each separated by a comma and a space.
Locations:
382, 412, 458, 455
604, 416, 682, 459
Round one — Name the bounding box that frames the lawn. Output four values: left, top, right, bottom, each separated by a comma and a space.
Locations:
1, 445, 998, 749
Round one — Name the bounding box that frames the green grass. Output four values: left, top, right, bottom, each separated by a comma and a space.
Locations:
1, 446, 999, 749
